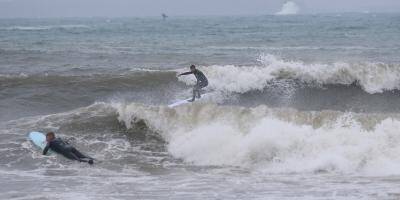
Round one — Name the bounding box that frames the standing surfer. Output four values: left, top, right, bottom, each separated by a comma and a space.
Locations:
178, 65, 208, 102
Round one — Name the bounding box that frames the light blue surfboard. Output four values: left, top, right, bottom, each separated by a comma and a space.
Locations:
29, 131, 52, 154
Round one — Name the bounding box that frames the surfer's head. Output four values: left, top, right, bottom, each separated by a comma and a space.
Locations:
46, 132, 55, 142
190, 65, 196, 72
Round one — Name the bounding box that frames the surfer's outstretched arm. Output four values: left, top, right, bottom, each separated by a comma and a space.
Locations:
178, 71, 193, 76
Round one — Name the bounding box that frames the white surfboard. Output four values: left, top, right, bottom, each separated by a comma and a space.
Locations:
168, 93, 211, 108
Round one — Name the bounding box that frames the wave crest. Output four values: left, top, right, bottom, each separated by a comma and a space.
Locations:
178, 54, 400, 94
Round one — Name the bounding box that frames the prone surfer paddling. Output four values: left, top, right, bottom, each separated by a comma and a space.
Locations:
43, 132, 94, 165
178, 65, 208, 102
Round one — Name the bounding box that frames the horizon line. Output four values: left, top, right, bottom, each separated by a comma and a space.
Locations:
0, 11, 399, 19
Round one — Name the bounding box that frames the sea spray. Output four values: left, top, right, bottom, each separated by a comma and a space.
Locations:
114, 102, 400, 175
276, 1, 300, 15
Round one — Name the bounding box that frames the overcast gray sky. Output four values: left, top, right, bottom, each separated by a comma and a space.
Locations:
0, 0, 399, 18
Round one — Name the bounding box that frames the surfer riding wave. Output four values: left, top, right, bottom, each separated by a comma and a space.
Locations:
178, 65, 208, 102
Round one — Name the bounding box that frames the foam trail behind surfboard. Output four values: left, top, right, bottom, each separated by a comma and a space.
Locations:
168, 93, 211, 108
168, 98, 192, 108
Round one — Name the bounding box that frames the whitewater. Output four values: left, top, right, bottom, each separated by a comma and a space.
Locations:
1, 14, 400, 199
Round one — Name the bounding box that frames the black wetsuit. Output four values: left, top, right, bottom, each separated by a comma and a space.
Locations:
179, 69, 208, 100
43, 138, 93, 164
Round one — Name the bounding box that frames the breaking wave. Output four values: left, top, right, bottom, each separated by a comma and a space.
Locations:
114, 102, 400, 175
178, 54, 400, 94
5, 97, 400, 175
2, 54, 399, 95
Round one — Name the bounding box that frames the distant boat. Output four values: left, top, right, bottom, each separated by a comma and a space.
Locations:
162, 13, 168, 20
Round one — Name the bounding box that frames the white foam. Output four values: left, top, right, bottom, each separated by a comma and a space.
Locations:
0, 24, 90, 31
114, 102, 400, 175
177, 54, 400, 94
0, 73, 29, 78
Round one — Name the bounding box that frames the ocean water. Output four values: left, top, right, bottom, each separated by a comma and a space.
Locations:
1, 13, 400, 199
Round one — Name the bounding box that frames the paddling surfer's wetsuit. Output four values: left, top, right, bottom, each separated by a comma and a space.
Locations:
43, 138, 93, 164
179, 69, 208, 101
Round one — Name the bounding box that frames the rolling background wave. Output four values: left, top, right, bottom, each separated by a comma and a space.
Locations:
2, 54, 400, 121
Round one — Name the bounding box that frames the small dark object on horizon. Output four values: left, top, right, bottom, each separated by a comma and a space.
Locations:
162, 13, 168, 20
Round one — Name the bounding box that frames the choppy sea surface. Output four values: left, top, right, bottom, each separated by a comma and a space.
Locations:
1, 13, 400, 199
